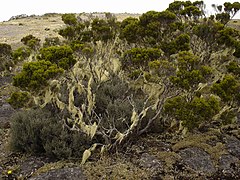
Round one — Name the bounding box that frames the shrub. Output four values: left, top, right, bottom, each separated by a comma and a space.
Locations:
91, 18, 113, 42
164, 96, 220, 130
9, 108, 91, 159
21, 35, 40, 50
13, 60, 63, 91
226, 61, 240, 76
62, 13, 77, 26
120, 17, 140, 43
0, 43, 13, 71
122, 48, 162, 69
211, 75, 240, 103
7, 91, 32, 109
38, 45, 76, 69
12, 47, 31, 62
170, 51, 212, 90
0, 43, 12, 56
43, 37, 61, 47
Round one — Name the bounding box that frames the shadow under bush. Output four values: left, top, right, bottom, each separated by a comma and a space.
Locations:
9, 108, 91, 159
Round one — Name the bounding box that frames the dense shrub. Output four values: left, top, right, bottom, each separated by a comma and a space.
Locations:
211, 75, 240, 103
9, 108, 91, 159
122, 48, 162, 69
91, 18, 114, 42
12, 47, 31, 62
0, 43, 13, 71
21, 35, 40, 50
43, 37, 61, 47
170, 51, 212, 90
13, 60, 63, 91
38, 45, 76, 69
226, 61, 240, 76
62, 13, 77, 26
164, 96, 220, 130
0, 43, 12, 56
7, 91, 32, 109
120, 17, 140, 43
161, 34, 190, 56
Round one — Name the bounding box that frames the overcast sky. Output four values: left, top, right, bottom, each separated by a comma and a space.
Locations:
0, 0, 240, 22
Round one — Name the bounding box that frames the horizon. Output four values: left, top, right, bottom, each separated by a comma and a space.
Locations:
1, 0, 240, 22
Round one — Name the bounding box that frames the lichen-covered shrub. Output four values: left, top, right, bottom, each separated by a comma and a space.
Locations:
9, 108, 91, 159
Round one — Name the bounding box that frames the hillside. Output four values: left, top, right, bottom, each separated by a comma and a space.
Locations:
0, 1, 240, 179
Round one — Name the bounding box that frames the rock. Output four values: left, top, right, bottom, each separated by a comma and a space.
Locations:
29, 167, 86, 180
138, 153, 163, 171
0, 103, 15, 129
0, 103, 15, 118
225, 136, 240, 159
219, 154, 240, 173
179, 147, 216, 174
18, 157, 47, 178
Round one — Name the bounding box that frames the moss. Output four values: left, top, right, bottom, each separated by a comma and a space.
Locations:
172, 133, 227, 164
82, 155, 151, 180
33, 161, 75, 176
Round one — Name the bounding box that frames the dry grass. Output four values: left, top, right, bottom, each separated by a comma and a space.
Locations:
0, 13, 140, 50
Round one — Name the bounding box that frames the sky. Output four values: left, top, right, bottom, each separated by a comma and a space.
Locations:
0, 0, 240, 22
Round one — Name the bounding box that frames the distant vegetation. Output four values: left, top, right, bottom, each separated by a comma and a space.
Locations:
1, 1, 239, 161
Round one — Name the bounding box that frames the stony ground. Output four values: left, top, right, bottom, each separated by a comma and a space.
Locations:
0, 14, 240, 179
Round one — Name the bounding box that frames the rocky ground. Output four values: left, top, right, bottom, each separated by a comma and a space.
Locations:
0, 14, 240, 179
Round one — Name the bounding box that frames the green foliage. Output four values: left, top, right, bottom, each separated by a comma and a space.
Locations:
168, 0, 204, 19
21, 35, 40, 50
0, 43, 12, 56
220, 109, 237, 125
13, 60, 63, 91
9, 108, 91, 159
170, 51, 212, 90
0, 43, 13, 71
211, 75, 240, 103
193, 21, 224, 43
122, 48, 162, 69
120, 17, 140, 43
38, 45, 76, 69
161, 33, 190, 56
7, 91, 32, 109
226, 61, 240, 76
233, 41, 240, 58
216, 13, 230, 24
59, 26, 76, 40
140, 10, 176, 26
43, 37, 61, 47
12, 47, 31, 62
70, 42, 94, 58
164, 96, 220, 130
91, 18, 114, 42
217, 27, 239, 47
62, 13, 77, 26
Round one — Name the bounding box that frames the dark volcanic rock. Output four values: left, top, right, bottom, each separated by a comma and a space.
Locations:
179, 147, 216, 174
219, 154, 240, 174
29, 167, 86, 180
225, 136, 240, 159
0, 103, 15, 128
19, 157, 47, 178
138, 153, 163, 171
